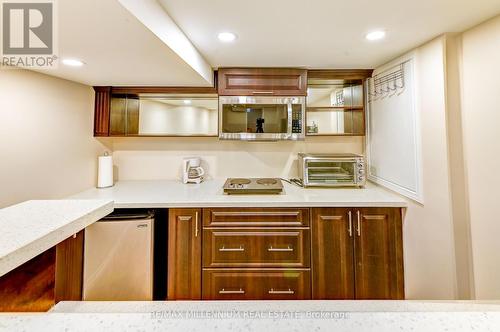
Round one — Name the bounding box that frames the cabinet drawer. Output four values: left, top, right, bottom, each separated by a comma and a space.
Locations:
202, 269, 311, 300
203, 208, 310, 228
218, 68, 307, 96
203, 229, 310, 268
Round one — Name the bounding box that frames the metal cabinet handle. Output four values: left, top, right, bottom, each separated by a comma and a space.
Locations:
252, 91, 274, 95
268, 245, 294, 252
356, 210, 361, 237
195, 211, 199, 237
268, 288, 295, 295
348, 211, 353, 237
219, 288, 245, 294
178, 216, 191, 221
219, 245, 245, 252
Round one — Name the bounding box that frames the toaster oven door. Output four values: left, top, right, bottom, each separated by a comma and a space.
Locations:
304, 158, 362, 187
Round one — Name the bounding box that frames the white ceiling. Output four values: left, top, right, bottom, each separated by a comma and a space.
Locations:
35, 0, 212, 86
33, 0, 500, 85
159, 0, 500, 68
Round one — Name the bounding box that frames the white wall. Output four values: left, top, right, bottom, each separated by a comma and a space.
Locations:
460, 15, 500, 299
373, 36, 458, 299
0, 70, 106, 208
106, 136, 364, 181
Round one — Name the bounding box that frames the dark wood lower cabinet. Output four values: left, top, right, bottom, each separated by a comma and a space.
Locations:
167, 208, 202, 300
55, 231, 84, 302
312, 207, 404, 300
311, 208, 355, 299
354, 208, 404, 299
0, 206, 404, 308
202, 269, 310, 300
203, 228, 310, 268
0, 249, 55, 312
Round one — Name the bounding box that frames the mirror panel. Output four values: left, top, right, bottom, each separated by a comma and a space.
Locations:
109, 94, 218, 136
306, 79, 365, 136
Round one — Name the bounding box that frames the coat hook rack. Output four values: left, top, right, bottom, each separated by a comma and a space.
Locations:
368, 59, 410, 102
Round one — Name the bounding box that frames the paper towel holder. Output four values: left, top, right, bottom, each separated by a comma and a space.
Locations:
97, 151, 114, 189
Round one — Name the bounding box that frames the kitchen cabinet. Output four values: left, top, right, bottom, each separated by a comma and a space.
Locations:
167, 208, 202, 300
201, 208, 311, 300
305, 69, 372, 136
218, 68, 308, 96
354, 208, 404, 299
93, 86, 111, 137
311, 208, 355, 299
202, 269, 311, 300
0, 230, 85, 312
312, 207, 404, 299
93, 87, 218, 137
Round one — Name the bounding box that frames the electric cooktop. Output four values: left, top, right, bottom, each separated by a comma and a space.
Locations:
223, 178, 284, 195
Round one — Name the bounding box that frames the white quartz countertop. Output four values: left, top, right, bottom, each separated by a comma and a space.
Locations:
1, 300, 499, 332
71, 179, 408, 208
0, 199, 113, 277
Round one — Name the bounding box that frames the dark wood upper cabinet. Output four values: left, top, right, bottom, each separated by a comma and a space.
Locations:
167, 208, 202, 300
311, 208, 355, 299
217, 68, 308, 96
354, 207, 404, 299
93, 86, 111, 137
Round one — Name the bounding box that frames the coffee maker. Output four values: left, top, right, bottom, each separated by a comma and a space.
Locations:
182, 157, 205, 184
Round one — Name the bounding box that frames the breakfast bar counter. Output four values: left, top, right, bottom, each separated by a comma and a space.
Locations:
1, 300, 500, 332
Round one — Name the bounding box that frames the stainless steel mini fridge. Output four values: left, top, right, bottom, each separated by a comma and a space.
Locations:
83, 210, 154, 300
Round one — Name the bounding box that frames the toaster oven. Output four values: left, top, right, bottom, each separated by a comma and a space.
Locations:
297, 153, 366, 187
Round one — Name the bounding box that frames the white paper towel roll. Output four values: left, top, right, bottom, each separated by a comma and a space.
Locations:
97, 153, 114, 188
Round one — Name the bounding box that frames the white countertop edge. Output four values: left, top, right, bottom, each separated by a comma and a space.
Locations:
49, 300, 500, 313
71, 179, 409, 209
3, 301, 500, 332
0, 201, 114, 277
113, 201, 408, 208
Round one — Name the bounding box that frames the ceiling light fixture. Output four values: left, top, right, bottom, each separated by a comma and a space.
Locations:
365, 30, 386, 41
62, 58, 85, 67
217, 32, 237, 43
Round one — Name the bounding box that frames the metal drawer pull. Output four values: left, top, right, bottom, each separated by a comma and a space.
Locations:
195, 211, 199, 238
219, 288, 245, 294
252, 91, 274, 94
356, 210, 361, 237
219, 245, 245, 252
178, 216, 191, 221
268, 245, 294, 252
348, 211, 353, 237
268, 288, 295, 295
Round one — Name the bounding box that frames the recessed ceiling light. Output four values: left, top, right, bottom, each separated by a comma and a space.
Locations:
183, 100, 192, 105
62, 58, 85, 67
365, 30, 386, 41
217, 32, 237, 43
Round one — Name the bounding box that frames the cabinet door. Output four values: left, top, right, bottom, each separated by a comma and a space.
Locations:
218, 68, 307, 96
167, 209, 202, 300
354, 208, 404, 299
311, 208, 355, 299
93, 87, 111, 137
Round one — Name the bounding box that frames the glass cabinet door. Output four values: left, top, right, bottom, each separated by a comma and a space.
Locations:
306, 79, 365, 136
